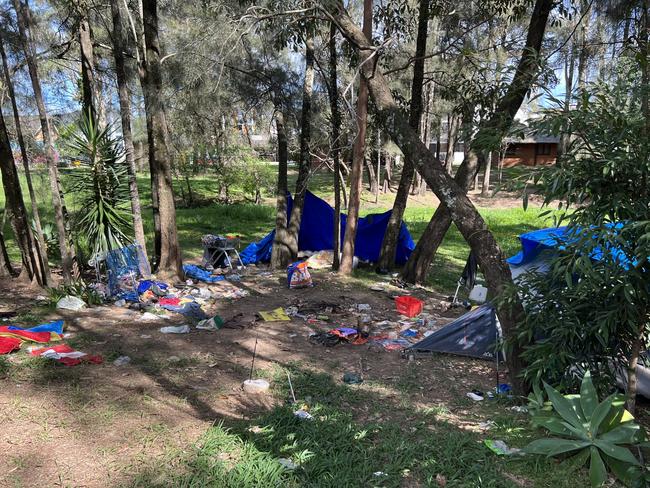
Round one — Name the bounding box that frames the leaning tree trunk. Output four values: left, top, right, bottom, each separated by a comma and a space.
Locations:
141, 0, 183, 280
329, 0, 533, 395
0, 31, 49, 283
377, 0, 429, 271
339, 0, 372, 275
13, 0, 73, 284
110, 0, 149, 265
401, 0, 554, 285
0, 230, 13, 277
270, 110, 292, 269
79, 8, 98, 123
0, 106, 46, 285
286, 32, 315, 258
328, 21, 343, 271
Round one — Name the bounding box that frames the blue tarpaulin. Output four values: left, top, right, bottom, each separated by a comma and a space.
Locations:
240, 191, 415, 265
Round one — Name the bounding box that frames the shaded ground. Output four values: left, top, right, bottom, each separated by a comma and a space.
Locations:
0, 268, 647, 487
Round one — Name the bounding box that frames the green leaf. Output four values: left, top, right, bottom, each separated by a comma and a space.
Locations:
524, 438, 589, 456
600, 423, 642, 444
543, 382, 586, 430
589, 397, 613, 437
580, 372, 599, 421
589, 447, 607, 487
603, 453, 642, 485
593, 440, 640, 465
534, 415, 573, 436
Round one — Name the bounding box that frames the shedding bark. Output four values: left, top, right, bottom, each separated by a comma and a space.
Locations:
401, 0, 554, 284
270, 110, 292, 269
328, 22, 342, 271
13, 0, 74, 283
377, 0, 429, 271
0, 105, 46, 285
110, 0, 149, 264
0, 30, 49, 283
328, 0, 532, 394
140, 0, 183, 280
286, 32, 315, 258
339, 0, 372, 275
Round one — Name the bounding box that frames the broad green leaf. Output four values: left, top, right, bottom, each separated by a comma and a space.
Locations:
534, 415, 573, 436
580, 372, 599, 420
543, 382, 585, 430
593, 440, 640, 465
590, 397, 613, 437
589, 447, 607, 487
600, 423, 642, 444
603, 453, 642, 485
524, 438, 589, 456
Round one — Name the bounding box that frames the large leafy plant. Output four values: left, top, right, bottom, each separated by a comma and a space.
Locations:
67, 114, 132, 257
525, 372, 648, 487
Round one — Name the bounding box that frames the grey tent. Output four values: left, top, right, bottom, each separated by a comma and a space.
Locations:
405, 303, 504, 361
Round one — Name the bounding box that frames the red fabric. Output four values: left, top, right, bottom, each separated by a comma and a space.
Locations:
159, 297, 181, 307
0, 326, 53, 343
30, 344, 103, 367
0, 337, 22, 354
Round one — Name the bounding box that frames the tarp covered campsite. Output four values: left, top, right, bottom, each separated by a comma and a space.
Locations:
240, 191, 415, 265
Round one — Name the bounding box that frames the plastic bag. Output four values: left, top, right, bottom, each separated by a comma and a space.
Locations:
287, 261, 313, 289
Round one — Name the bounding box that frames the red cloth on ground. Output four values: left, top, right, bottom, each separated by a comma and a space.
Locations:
158, 297, 181, 307
0, 337, 22, 354
30, 344, 103, 366
0, 326, 54, 343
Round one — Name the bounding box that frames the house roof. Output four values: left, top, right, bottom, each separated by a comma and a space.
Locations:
505, 134, 559, 144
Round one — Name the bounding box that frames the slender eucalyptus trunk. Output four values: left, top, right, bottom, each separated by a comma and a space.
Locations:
110, 0, 149, 264
481, 151, 493, 196
0, 106, 46, 285
558, 38, 575, 159
13, 0, 73, 283
329, 22, 342, 271
377, 0, 429, 271
141, 0, 183, 280
0, 31, 49, 282
339, 0, 372, 275
444, 113, 460, 174
286, 32, 315, 258
271, 110, 292, 269
79, 9, 98, 123
401, 0, 554, 285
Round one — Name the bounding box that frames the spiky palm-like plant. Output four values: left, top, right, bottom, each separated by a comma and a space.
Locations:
67, 114, 132, 257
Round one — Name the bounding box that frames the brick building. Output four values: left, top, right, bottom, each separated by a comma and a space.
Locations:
501, 135, 559, 167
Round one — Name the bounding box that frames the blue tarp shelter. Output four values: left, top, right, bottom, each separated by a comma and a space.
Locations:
240, 191, 415, 265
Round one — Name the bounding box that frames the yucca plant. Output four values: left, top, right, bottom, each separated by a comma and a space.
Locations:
525, 372, 649, 487
67, 113, 132, 258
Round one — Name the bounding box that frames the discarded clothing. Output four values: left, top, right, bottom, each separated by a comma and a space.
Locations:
31, 344, 103, 366
370, 336, 411, 351
7, 320, 64, 337
0, 326, 59, 344
259, 308, 291, 322
183, 264, 226, 283
310, 328, 367, 347
162, 301, 208, 322
159, 297, 181, 307
0, 337, 22, 354
137, 280, 169, 295
287, 261, 313, 289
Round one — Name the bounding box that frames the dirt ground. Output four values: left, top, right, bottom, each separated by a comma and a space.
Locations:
0, 268, 647, 487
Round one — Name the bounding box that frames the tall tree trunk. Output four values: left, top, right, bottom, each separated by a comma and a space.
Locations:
339, 0, 372, 275
141, 0, 183, 280
558, 38, 575, 159
13, 0, 73, 284
382, 153, 392, 192
377, 0, 429, 271
444, 113, 460, 174
0, 106, 46, 285
0, 229, 13, 277
110, 0, 149, 265
270, 110, 292, 269
481, 151, 492, 196
329, 0, 532, 395
365, 156, 378, 194
286, 32, 315, 258
328, 22, 342, 271
401, 0, 554, 285
0, 31, 49, 283
576, 0, 591, 98
79, 9, 98, 123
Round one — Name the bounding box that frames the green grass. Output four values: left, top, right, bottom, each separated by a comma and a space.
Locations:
128, 365, 592, 488
0, 167, 549, 293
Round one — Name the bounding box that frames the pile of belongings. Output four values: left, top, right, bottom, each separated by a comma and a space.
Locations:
136, 279, 209, 322
183, 264, 226, 283
287, 261, 313, 289
309, 327, 368, 347
0, 320, 103, 366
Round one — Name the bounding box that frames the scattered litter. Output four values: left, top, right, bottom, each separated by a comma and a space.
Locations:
284, 306, 299, 316
56, 296, 87, 311
305, 250, 334, 269
198, 288, 212, 299
278, 458, 298, 470
373, 471, 387, 477
183, 264, 226, 283
395, 296, 423, 317
227, 274, 241, 282
114, 299, 126, 307
435, 474, 447, 487
196, 315, 224, 331
243, 379, 270, 393
508, 405, 528, 413
343, 372, 363, 384
287, 261, 313, 289
370, 336, 411, 351
167, 355, 181, 363
484, 439, 523, 456
370, 285, 385, 292
248, 426, 264, 434
466, 392, 484, 401
478, 420, 495, 430
258, 308, 291, 322
159, 325, 190, 334
294, 410, 314, 421
356, 303, 371, 311
113, 355, 131, 366
31, 344, 102, 366
139, 334, 152, 339
139, 312, 165, 322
